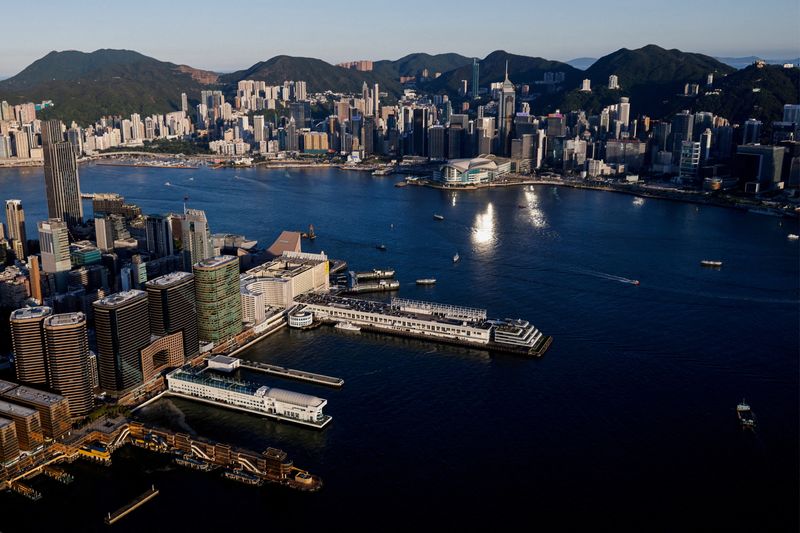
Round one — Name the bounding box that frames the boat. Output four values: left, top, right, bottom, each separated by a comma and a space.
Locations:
736, 399, 756, 430
701, 260, 723, 267
334, 321, 361, 332
788, 234, 799, 240
164, 181, 171, 186
631, 280, 640, 286
433, 214, 445, 221
453, 252, 460, 263
416, 278, 437, 285
376, 244, 387, 251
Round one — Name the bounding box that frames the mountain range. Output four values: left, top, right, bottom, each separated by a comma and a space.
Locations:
0, 45, 796, 126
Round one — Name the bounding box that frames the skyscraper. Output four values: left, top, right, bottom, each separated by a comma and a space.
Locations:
471, 58, 480, 99
38, 219, 71, 292
497, 62, 516, 156
28, 255, 42, 303
44, 313, 93, 417
145, 214, 174, 258
41, 119, 83, 228
193, 256, 242, 344
5, 200, 27, 258
146, 271, 199, 359
671, 111, 694, 164
93, 290, 150, 394
10, 306, 53, 385
181, 209, 213, 271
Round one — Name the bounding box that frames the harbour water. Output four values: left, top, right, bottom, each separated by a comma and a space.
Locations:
0, 164, 798, 531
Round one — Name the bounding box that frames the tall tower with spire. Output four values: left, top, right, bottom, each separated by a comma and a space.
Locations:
497, 61, 516, 156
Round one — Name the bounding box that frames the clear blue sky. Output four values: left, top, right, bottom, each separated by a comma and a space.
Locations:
2, 0, 799, 76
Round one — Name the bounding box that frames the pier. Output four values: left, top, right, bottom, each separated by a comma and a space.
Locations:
104, 486, 159, 525
239, 359, 344, 388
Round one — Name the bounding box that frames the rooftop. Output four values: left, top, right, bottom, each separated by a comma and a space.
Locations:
0, 417, 13, 429
10, 306, 53, 321
93, 290, 147, 308
45, 312, 86, 327
194, 255, 238, 270
3, 385, 67, 407
0, 379, 19, 395
146, 271, 194, 288
208, 355, 238, 366
0, 399, 38, 417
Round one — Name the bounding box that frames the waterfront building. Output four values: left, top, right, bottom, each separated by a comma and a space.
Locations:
166, 367, 331, 428
145, 271, 198, 359
193, 256, 242, 344
679, 141, 702, 180
671, 111, 694, 164
1, 384, 71, 439
93, 290, 150, 394
241, 251, 329, 317
10, 306, 53, 386
41, 119, 83, 228
182, 209, 214, 271
0, 399, 42, 450
0, 417, 19, 463
43, 313, 93, 417
433, 157, 511, 186
5, 200, 27, 258
140, 331, 185, 382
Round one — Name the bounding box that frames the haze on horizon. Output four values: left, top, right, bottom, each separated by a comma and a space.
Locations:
2, 0, 799, 77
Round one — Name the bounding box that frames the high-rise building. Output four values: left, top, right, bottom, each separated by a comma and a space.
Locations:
618, 97, 631, 130
411, 108, 428, 157
44, 313, 93, 417
497, 63, 516, 156
193, 256, 242, 344
28, 255, 42, 303
671, 111, 694, 164
5, 200, 27, 258
0, 417, 19, 463
679, 141, 701, 180
93, 290, 150, 394
743, 119, 762, 144
181, 209, 213, 271
146, 271, 199, 359
41, 119, 83, 228
1, 384, 71, 439
10, 307, 53, 385
608, 75, 620, 90
0, 400, 42, 450
471, 58, 480, 99
181, 92, 188, 113
38, 219, 71, 292
145, 214, 174, 258
580, 79, 592, 92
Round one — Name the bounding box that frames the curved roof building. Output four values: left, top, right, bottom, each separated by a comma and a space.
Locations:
433, 157, 511, 186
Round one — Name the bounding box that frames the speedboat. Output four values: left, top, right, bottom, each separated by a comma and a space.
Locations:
788, 234, 799, 240
433, 214, 445, 221
416, 278, 437, 285
453, 252, 460, 263
376, 244, 387, 251
700, 260, 723, 267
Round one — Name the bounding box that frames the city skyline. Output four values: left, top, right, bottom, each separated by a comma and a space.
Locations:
1, 0, 799, 77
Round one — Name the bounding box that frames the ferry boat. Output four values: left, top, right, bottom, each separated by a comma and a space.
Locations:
736, 400, 756, 430
788, 234, 799, 240
376, 244, 387, 251
701, 260, 723, 267
416, 278, 437, 285
334, 321, 361, 333
453, 252, 460, 263
433, 214, 445, 221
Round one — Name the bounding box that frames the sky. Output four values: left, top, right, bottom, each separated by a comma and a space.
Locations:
2, 0, 799, 77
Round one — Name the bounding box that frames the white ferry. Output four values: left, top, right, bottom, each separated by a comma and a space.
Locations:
334, 321, 361, 333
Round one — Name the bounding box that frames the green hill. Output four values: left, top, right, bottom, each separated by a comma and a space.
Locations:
0, 49, 218, 124
425, 50, 582, 94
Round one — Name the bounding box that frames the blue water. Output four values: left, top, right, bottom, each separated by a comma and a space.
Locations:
1, 164, 798, 531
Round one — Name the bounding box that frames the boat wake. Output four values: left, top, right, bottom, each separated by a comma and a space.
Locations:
570, 267, 639, 285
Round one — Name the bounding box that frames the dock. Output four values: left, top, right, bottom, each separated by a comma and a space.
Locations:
104, 486, 159, 525
239, 359, 344, 388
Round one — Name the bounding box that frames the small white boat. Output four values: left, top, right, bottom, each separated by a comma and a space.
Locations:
633, 197, 645, 206
334, 321, 361, 332
416, 278, 437, 285
788, 234, 799, 240
700, 260, 723, 267
453, 252, 460, 263
433, 214, 444, 221
164, 181, 172, 186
